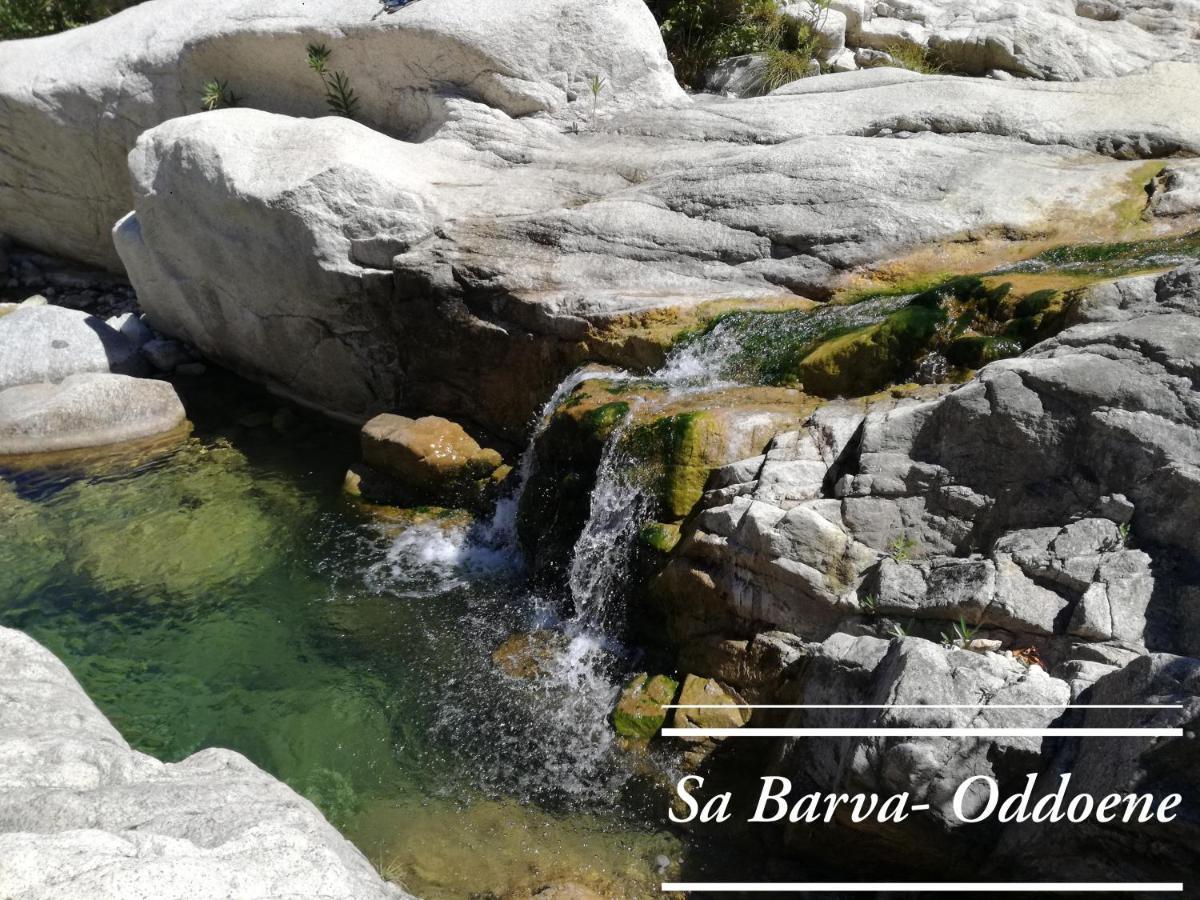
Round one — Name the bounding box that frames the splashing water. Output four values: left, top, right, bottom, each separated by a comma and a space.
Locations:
484, 366, 612, 551
363, 521, 514, 597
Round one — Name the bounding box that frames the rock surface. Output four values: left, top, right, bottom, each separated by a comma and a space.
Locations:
0, 0, 681, 269
0, 373, 187, 456
0, 305, 142, 390
844, 0, 1200, 80
116, 62, 1200, 435
0, 626, 406, 900
361, 412, 503, 506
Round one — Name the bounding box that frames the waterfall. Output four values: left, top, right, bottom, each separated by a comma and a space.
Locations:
483, 366, 608, 552
565, 400, 651, 632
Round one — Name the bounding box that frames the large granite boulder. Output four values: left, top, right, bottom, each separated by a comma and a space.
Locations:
0, 373, 187, 456
0, 626, 406, 900
116, 63, 1200, 436
989, 653, 1200, 883
0, 0, 682, 269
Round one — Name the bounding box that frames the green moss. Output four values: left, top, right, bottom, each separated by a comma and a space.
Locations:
1031, 229, 1200, 273
580, 401, 631, 441
612, 672, 679, 740
796, 303, 944, 397
628, 411, 717, 519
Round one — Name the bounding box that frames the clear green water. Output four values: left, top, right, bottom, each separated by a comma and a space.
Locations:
0, 374, 686, 898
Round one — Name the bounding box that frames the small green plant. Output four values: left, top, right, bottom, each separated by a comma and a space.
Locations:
200, 78, 238, 112
1117, 522, 1132, 547
888, 535, 919, 562
306, 43, 360, 118
859, 593, 878, 616
941, 616, 981, 649
589, 73, 606, 126
886, 622, 909, 639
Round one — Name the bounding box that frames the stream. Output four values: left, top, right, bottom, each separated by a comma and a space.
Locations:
3, 244, 1195, 896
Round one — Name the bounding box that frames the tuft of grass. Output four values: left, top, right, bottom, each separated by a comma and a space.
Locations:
883, 41, 943, 74
589, 73, 607, 126
888, 535, 918, 562
759, 48, 813, 91
859, 593, 878, 615
200, 78, 238, 112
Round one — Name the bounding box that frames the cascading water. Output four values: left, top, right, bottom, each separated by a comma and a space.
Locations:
483, 366, 607, 552
565, 399, 650, 632
366, 295, 916, 806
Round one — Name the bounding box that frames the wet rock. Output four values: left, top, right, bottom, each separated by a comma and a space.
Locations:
361, 414, 503, 509
671, 675, 751, 739
0, 305, 143, 389
492, 630, 568, 680
0, 626, 407, 900
0, 373, 187, 456
612, 673, 679, 740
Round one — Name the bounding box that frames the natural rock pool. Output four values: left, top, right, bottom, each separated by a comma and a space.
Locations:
0, 373, 694, 898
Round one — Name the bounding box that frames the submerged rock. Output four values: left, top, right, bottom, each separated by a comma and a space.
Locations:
0, 626, 406, 900
492, 630, 569, 680
0, 373, 187, 456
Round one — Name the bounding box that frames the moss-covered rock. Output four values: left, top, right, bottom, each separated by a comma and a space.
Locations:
796, 304, 944, 397
612, 672, 679, 740
639, 522, 681, 555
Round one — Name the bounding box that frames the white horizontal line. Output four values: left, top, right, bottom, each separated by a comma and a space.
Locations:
662, 883, 1184, 893
662, 704, 1184, 709
661, 727, 1183, 738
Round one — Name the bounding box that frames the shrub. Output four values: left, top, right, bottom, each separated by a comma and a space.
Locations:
654, 0, 830, 88
0, 0, 139, 39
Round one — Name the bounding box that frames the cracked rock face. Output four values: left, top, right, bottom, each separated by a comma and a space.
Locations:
654, 265, 1200, 660
0, 626, 407, 900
